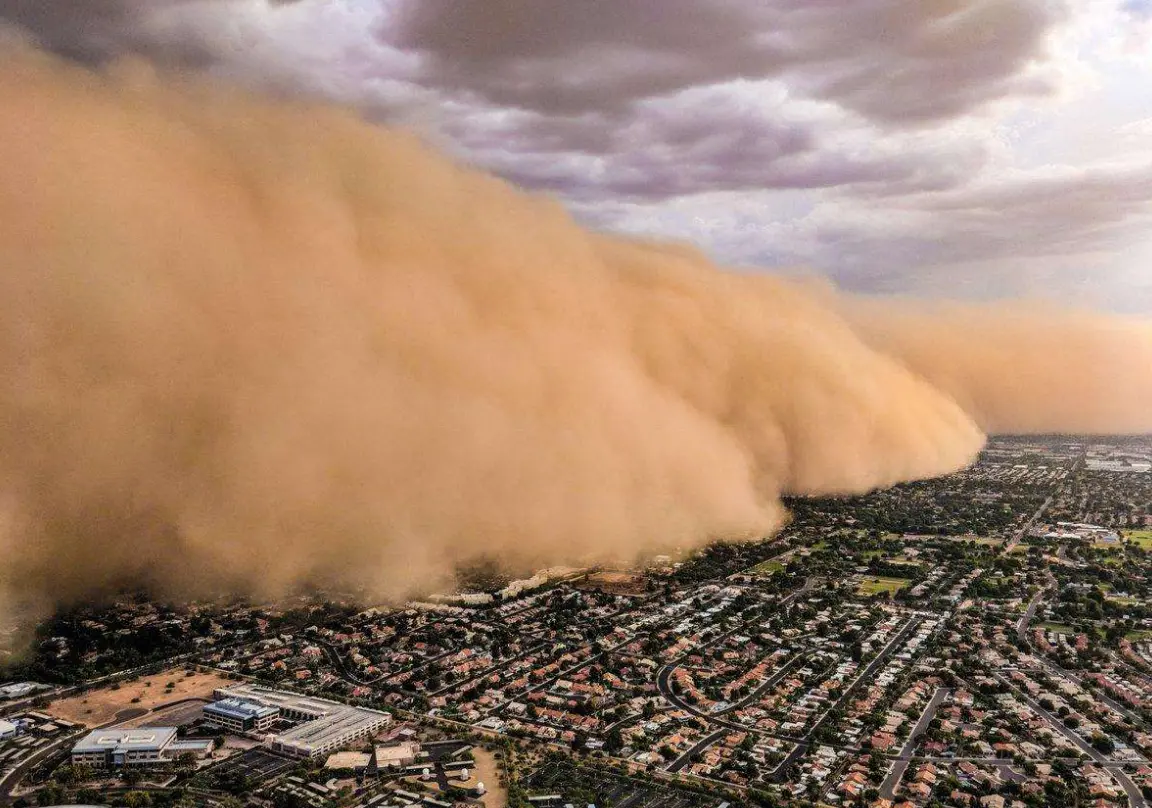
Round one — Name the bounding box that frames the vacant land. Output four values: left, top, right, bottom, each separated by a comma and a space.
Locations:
858, 577, 910, 596
459, 747, 507, 808
578, 571, 649, 596
1037, 622, 1074, 635
47, 669, 233, 727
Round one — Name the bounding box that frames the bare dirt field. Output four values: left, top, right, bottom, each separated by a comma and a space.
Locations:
46, 669, 233, 728
576, 571, 649, 596
464, 748, 507, 808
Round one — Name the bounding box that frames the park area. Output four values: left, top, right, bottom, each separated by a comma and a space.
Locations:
751, 560, 785, 575
46, 668, 234, 727
1124, 530, 1152, 549
858, 576, 910, 596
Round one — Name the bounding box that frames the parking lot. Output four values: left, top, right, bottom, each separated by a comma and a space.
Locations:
201, 747, 296, 786
526, 760, 725, 808
122, 698, 210, 729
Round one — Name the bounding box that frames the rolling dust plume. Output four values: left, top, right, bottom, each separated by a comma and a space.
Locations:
1, 47, 1151, 624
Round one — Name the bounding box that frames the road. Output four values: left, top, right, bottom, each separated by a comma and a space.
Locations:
1004, 495, 1053, 554
715, 653, 808, 716
666, 729, 726, 773
1032, 655, 1147, 728
0, 732, 81, 805
1017, 587, 1048, 643
772, 616, 924, 780
995, 673, 1146, 808
879, 686, 950, 799
656, 661, 805, 746
1015, 587, 1147, 728
655, 577, 818, 718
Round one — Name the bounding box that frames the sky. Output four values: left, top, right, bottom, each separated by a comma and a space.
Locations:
3, 0, 1152, 310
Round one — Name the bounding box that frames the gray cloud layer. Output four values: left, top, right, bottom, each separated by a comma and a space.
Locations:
393, 0, 1061, 123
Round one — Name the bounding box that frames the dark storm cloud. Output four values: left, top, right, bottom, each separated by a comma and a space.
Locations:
0, 0, 201, 63
0, 0, 301, 65
0, 1, 1065, 207
393, 0, 1064, 124
441, 89, 992, 203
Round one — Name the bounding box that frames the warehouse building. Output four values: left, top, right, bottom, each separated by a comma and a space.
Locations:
213, 685, 391, 758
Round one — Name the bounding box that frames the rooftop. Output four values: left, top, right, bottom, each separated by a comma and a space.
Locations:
215, 684, 390, 755
325, 751, 371, 769
204, 697, 280, 722
72, 728, 177, 755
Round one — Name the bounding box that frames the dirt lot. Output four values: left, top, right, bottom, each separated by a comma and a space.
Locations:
576, 571, 649, 596
46, 669, 234, 728
462, 748, 507, 808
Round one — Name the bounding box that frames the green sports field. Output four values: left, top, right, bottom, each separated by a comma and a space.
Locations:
1124, 530, 1152, 549
858, 576, 910, 596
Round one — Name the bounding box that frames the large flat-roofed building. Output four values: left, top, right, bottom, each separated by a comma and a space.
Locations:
0, 682, 48, 701
374, 741, 420, 769
213, 685, 391, 759
203, 697, 280, 734
70, 728, 213, 769
0, 719, 17, 740
71, 728, 177, 768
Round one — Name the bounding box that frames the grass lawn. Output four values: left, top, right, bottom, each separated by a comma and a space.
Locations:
1097, 583, 1140, 604
948, 536, 1004, 547
1124, 530, 1152, 549
752, 560, 785, 575
1125, 630, 1152, 642
1036, 622, 1074, 635
858, 576, 911, 596
861, 551, 920, 566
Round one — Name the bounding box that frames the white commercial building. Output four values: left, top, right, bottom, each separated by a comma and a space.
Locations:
203, 697, 280, 734
70, 728, 213, 769
213, 685, 391, 759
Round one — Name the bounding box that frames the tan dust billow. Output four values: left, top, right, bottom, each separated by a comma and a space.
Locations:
0, 48, 1148, 622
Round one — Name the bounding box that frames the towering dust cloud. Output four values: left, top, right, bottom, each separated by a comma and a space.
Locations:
0, 48, 1150, 621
